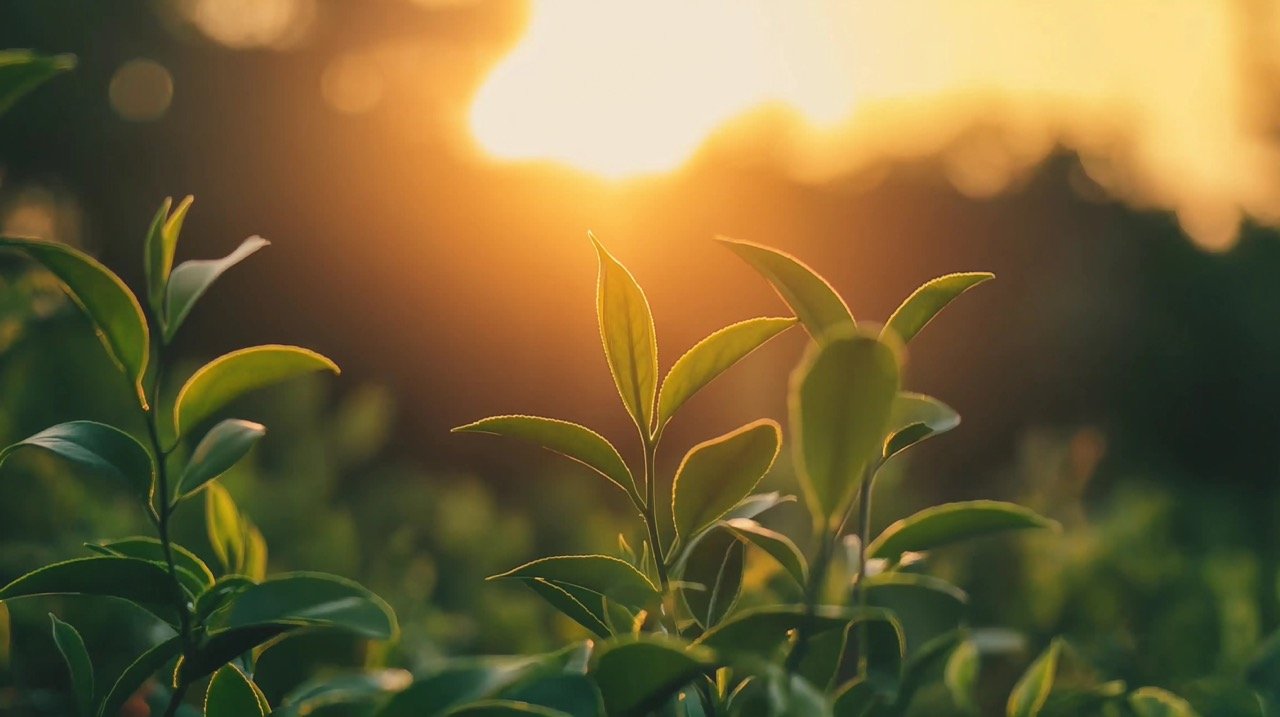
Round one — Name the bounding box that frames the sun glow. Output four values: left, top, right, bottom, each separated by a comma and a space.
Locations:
470, 1, 1280, 248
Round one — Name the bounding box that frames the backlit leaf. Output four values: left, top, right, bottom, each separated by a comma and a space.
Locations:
164, 235, 269, 341
0, 421, 154, 501
884, 272, 993, 344
490, 555, 660, 611
883, 392, 960, 460
591, 234, 659, 433
695, 605, 894, 658
867, 501, 1058, 561
590, 637, 713, 717
50, 614, 94, 717
176, 419, 265, 501
0, 238, 150, 407
1128, 687, 1201, 717
91, 536, 215, 594
0, 50, 75, 115
205, 572, 397, 640
1007, 639, 1062, 717
205, 483, 246, 574
945, 640, 980, 714
721, 492, 796, 522
143, 196, 192, 319
205, 663, 268, 717
680, 529, 744, 629
672, 419, 780, 541
718, 237, 854, 340
0, 557, 182, 621
721, 518, 808, 587
175, 345, 339, 436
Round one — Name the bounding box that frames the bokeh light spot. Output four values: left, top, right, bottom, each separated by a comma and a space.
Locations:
109, 59, 174, 122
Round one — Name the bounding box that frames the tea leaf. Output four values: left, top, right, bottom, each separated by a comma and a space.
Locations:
717, 238, 854, 340
176, 419, 265, 502
500, 673, 605, 717
1007, 639, 1062, 717
867, 501, 1059, 561
864, 574, 967, 658
205, 572, 398, 640
945, 639, 981, 714
50, 614, 94, 717
672, 419, 780, 541
143, 196, 193, 319
272, 669, 412, 717
96, 636, 183, 717
0, 421, 154, 501
1128, 687, 1201, 717
205, 483, 246, 574
657, 317, 796, 430
721, 518, 808, 587
490, 555, 660, 611
721, 492, 796, 522
164, 235, 270, 341
680, 529, 745, 629
884, 272, 993, 345
525, 578, 612, 639
0, 557, 182, 619
0, 50, 75, 116
790, 332, 900, 526
590, 637, 713, 717
194, 575, 255, 624
591, 234, 658, 433
833, 678, 883, 717
883, 392, 960, 460
205, 663, 268, 717
0, 238, 150, 407
175, 345, 338, 435
448, 701, 572, 716
454, 415, 638, 503
92, 537, 215, 592
695, 605, 895, 658
242, 523, 268, 582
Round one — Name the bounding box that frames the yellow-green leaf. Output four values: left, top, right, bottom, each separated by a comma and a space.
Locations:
672, 419, 781, 541
884, 272, 993, 345
718, 237, 854, 340
883, 392, 960, 460
175, 345, 339, 436
0, 50, 75, 116
1128, 687, 1201, 717
176, 419, 266, 502
490, 555, 660, 611
164, 235, 269, 341
143, 196, 193, 319
591, 234, 658, 433
867, 501, 1059, 561
205, 663, 268, 717
205, 483, 246, 574
1007, 639, 1062, 717
721, 518, 808, 587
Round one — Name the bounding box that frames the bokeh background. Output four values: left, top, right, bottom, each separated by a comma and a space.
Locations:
2, 1, 1280, 713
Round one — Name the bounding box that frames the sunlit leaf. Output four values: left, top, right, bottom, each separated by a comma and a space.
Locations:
867, 501, 1058, 561
721, 492, 796, 522
242, 523, 267, 582
945, 639, 980, 714
1007, 639, 1062, 717
205, 663, 268, 716
0, 50, 75, 115
1128, 688, 1201, 717
672, 419, 780, 541
205, 483, 246, 574
0, 238, 150, 407
721, 518, 808, 587
884, 272, 993, 345
883, 392, 960, 460
454, 415, 638, 503
205, 571, 398, 640
591, 234, 658, 433
680, 529, 744, 629
717, 237, 854, 340
96, 636, 183, 717
91, 536, 215, 594
790, 331, 900, 526
525, 578, 611, 639
656, 317, 796, 429
589, 637, 713, 717
143, 196, 193, 319
174, 345, 339, 436
176, 419, 265, 502
50, 614, 94, 717
490, 555, 660, 611
0, 421, 154, 501
164, 235, 270, 341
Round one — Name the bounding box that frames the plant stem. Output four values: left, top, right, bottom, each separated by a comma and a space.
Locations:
640, 436, 670, 592
851, 472, 875, 676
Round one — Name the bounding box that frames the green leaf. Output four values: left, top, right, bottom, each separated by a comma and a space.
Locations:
375, 656, 565, 717
883, 392, 960, 460
164, 235, 269, 341
722, 492, 796, 522
174, 345, 339, 436
242, 523, 267, 582
589, 637, 713, 717
0, 421, 154, 501
490, 555, 660, 611
717, 237, 854, 340
205, 483, 247, 574
656, 317, 796, 429
0, 50, 75, 116
0, 238, 150, 407
1007, 639, 1062, 717
0, 557, 182, 618
178, 625, 286, 685
500, 674, 605, 717
790, 331, 900, 526
50, 614, 94, 717
945, 640, 980, 714
1128, 688, 1201, 717
591, 234, 659, 433
695, 605, 893, 658
273, 670, 412, 717
721, 518, 808, 587
867, 501, 1059, 561
96, 636, 183, 717
176, 419, 265, 501
833, 678, 883, 717
143, 196, 193, 319
90, 536, 215, 595
205, 571, 397, 640
884, 272, 993, 344
672, 419, 781, 541
525, 579, 611, 639
205, 663, 268, 717
448, 701, 572, 717
454, 416, 638, 504
193, 575, 254, 624
864, 574, 967, 658
680, 529, 744, 629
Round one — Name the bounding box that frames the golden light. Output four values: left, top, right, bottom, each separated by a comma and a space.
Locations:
470, 1, 1280, 248
108, 58, 174, 122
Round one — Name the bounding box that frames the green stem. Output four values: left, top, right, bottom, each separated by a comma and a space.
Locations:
640, 435, 670, 592
851, 472, 875, 676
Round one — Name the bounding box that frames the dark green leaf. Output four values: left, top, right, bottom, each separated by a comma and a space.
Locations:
174, 345, 339, 436
721, 518, 808, 587
589, 637, 713, 717
1128, 688, 1200, 717
0, 421, 154, 501
164, 236, 269, 341
945, 640, 980, 714
500, 674, 605, 717
50, 614, 94, 717
176, 419, 265, 501
882, 393, 960, 460
833, 678, 883, 717
96, 636, 182, 717
791, 332, 900, 526
93, 537, 214, 591
273, 669, 412, 717
864, 574, 967, 658
656, 317, 796, 429
591, 234, 658, 433
1007, 639, 1062, 717
884, 272, 993, 345
0, 50, 76, 115
375, 658, 549, 717
695, 605, 894, 658
194, 575, 254, 624
0, 238, 150, 407
205, 663, 267, 717
672, 420, 780, 541
454, 416, 638, 503
490, 556, 660, 611
178, 624, 286, 685
205, 572, 398, 640
0, 557, 182, 618
680, 529, 744, 629
525, 578, 612, 639
143, 196, 192, 319
867, 501, 1058, 561
717, 238, 854, 340
448, 701, 572, 716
